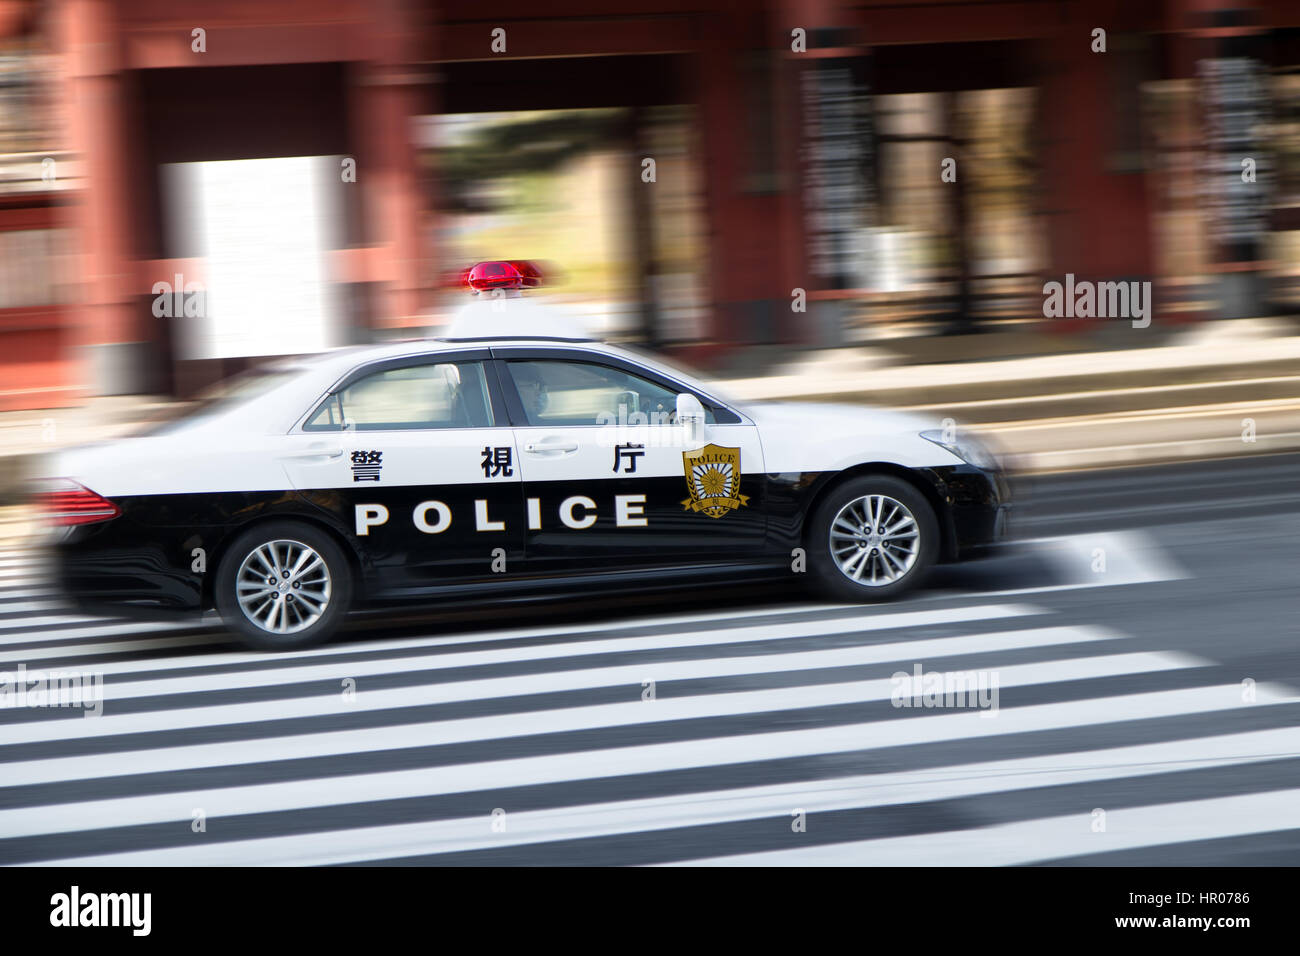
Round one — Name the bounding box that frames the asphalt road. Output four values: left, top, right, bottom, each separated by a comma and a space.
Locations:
0, 452, 1298, 866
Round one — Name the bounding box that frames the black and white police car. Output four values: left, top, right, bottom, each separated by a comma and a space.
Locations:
36, 263, 1008, 650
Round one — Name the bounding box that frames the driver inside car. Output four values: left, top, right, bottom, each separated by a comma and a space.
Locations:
511, 363, 551, 422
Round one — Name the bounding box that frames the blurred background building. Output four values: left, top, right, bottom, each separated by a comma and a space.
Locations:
2, 0, 1300, 410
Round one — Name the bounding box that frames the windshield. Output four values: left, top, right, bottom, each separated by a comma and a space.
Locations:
137, 366, 302, 436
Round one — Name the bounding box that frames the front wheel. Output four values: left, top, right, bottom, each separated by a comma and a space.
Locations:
806, 474, 939, 603
215, 521, 354, 650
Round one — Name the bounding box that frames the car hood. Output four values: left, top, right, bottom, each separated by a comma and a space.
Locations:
740, 400, 939, 435
735, 401, 962, 472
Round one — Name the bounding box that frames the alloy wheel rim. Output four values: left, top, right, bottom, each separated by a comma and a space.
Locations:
235, 539, 331, 634
828, 494, 920, 586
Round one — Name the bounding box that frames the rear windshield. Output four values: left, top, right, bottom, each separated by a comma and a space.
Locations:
138, 367, 301, 436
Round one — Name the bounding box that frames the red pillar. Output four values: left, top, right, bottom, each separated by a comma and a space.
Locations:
772, 0, 812, 346
694, 1, 787, 355
1037, 2, 1157, 330
56, 0, 140, 393
350, 0, 430, 329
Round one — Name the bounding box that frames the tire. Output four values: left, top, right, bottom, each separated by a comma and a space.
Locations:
214, 520, 354, 651
806, 474, 939, 603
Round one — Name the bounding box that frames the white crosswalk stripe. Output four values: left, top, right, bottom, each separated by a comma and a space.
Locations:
673, 788, 1300, 867
0, 606, 1024, 665
28, 727, 1298, 868
0, 541, 1296, 866
0, 648, 1193, 786
69, 624, 1125, 705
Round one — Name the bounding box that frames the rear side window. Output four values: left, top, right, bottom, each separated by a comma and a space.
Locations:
305, 361, 494, 431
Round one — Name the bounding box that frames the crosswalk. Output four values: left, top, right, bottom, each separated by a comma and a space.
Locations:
0, 539, 1297, 866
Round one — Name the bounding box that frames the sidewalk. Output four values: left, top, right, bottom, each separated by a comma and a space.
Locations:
2, 317, 1299, 508
0, 506, 38, 546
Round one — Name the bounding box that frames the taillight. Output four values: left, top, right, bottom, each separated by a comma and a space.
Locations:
37, 480, 121, 527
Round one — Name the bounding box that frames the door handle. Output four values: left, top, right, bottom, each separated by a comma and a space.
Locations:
524, 439, 579, 455
285, 445, 344, 460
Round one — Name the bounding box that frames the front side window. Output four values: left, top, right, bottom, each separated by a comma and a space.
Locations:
505, 359, 714, 427
305, 360, 494, 431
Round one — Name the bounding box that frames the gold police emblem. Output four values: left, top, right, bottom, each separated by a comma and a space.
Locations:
681, 444, 750, 518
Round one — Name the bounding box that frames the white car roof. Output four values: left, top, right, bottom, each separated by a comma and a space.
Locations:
284, 297, 604, 383
285, 335, 613, 385
286, 296, 733, 390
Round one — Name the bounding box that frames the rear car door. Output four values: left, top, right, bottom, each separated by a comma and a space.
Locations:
279, 350, 524, 595
492, 347, 766, 572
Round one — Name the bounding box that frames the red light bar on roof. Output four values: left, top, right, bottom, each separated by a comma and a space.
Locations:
508, 260, 543, 288
463, 260, 547, 293
467, 261, 523, 291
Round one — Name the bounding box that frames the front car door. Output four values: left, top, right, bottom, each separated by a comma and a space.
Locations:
492, 347, 766, 573
279, 349, 525, 598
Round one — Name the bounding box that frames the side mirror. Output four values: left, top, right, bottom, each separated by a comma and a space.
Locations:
676, 393, 705, 444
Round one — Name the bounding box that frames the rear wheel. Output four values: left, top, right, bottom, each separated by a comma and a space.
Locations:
215, 521, 353, 650
806, 474, 939, 603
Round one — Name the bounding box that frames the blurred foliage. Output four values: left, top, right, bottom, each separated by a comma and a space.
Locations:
429, 107, 708, 304
431, 109, 625, 213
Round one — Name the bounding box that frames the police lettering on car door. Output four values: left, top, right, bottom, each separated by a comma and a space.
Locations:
354, 494, 650, 535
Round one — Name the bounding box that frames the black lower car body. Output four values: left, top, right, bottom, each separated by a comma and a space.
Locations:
49, 465, 1008, 620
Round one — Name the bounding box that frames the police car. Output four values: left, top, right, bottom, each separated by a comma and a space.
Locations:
36, 262, 1008, 650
